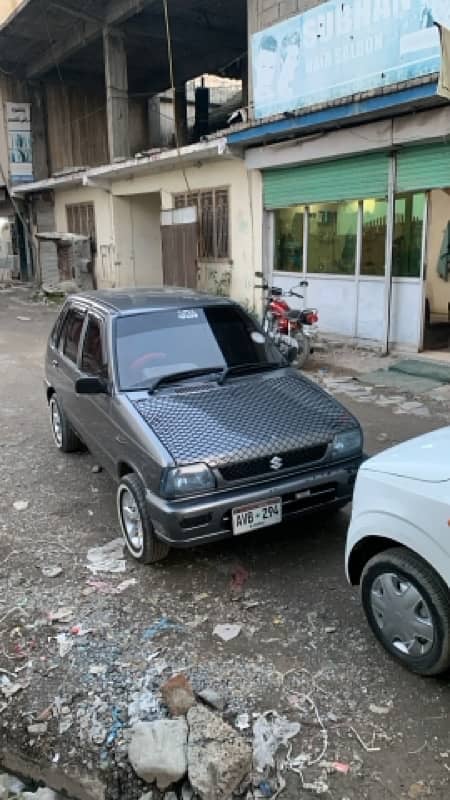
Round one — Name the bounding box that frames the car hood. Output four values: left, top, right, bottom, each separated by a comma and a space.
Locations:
130, 369, 358, 468
361, 427, 450, 482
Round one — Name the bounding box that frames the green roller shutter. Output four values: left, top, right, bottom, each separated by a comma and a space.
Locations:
263, 153, 390, 208
396, 143, 450, 192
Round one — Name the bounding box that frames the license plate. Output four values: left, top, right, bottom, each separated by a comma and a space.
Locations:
232, 498, 282, 536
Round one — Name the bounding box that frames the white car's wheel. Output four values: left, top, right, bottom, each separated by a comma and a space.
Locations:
361, 547, 450, 676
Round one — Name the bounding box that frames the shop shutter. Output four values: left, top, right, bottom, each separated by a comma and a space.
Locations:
263, 152, 390, 208
396, 143, 450, 192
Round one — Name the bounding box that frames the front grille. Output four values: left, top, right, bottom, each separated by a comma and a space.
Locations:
219, 444, 328, 483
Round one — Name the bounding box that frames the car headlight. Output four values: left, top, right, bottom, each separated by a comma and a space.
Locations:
161, 463, 216, 498
330, 429, 362, 459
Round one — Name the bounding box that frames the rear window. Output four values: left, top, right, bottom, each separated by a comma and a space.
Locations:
115, 305, 281, 390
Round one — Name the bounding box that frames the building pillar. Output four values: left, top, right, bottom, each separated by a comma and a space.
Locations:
194, 87, 209, 140
382, 153, 397, 354
174, 84, 188, 147
30, 84, 49, 181
103, 28, 129, 161
247, 0, 257, 120
241, 54, 249, 111
148, 96, 162, 148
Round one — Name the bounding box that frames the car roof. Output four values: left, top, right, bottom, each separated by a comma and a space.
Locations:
70, 287, 237, 315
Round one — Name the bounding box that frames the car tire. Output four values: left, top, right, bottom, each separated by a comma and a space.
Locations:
361, 547, 450, 676
49, 394, 81, 453
117, 473, 170, 565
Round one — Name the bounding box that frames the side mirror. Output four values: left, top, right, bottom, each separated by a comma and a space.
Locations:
254, 270, 263, 278
75, 376, 107, 395
299, 280, 309, 287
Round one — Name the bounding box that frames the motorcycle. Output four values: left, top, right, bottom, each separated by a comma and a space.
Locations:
256, 274, 319, 368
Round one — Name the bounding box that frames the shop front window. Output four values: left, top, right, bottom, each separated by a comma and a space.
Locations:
393, 193, 425, 278
308, 201, 357, 275
361, 198, 387, 276
274, 206, 304, 272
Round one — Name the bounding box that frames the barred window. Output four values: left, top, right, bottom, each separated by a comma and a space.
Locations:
174, 188, 230, 259
66, 203, 96, 252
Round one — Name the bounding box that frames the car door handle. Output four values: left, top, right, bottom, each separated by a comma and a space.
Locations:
52, 360, 59, 368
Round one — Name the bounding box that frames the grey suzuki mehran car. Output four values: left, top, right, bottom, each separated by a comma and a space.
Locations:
45, 289, 363, 563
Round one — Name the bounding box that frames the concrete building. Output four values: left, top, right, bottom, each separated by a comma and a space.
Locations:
225, 0, 450, 354
2, 0, 450, 354
14, 141, 261, 307
0, 0, 249, 291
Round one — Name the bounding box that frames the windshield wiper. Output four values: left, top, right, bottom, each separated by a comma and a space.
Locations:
147, 367, 223, 394
218, 362, 281, 385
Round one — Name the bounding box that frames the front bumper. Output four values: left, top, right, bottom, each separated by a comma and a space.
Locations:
147, 458, 361, 547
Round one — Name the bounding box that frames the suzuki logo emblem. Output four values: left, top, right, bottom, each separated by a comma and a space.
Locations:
270, 456, 283, 471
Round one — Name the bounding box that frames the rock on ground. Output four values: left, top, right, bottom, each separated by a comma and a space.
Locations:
187, 705, 252, 800
197, 688, 226, 712
161, 674, 195, 717
128, 719, 188, 789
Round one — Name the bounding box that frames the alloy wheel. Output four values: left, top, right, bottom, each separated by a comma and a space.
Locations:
118, 486, 144, 556
50, 398, 63, 448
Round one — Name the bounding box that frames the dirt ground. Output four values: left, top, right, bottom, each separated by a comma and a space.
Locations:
0, 286, 449, 800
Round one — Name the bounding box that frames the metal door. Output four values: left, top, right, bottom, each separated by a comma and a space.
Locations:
161, 206, 198, 289
76, 311, 116, 474
55, 305, 86, 432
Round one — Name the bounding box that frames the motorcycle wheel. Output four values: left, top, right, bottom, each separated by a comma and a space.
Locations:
293, 332, 311, 368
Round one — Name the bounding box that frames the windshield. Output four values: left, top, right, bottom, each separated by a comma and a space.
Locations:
115, 305, 283, 390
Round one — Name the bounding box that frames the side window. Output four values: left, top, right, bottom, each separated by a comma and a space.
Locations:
60, 308, 86, 364
82, 317, 108, 378
50, 307, 68, 347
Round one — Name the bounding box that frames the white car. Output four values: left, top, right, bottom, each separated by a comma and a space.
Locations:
346, 428, 450, 676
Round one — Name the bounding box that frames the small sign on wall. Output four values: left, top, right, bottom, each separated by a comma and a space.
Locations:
6, 102, 33, 184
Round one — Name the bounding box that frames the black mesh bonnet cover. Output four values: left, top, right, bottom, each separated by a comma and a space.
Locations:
132, 370, 358, 468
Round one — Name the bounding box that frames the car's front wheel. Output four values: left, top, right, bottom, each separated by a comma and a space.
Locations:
361, 547, 450, 676
117, 473, 170, 564
49, 394, 80, 453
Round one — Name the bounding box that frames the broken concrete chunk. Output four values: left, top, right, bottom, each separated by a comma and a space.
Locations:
187, 705, 252, 800
161, 674, 195, 717
129, 719, 188, 789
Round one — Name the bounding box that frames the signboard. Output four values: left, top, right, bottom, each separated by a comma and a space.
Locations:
252, 0, 450, 119
6, 102, 33, 184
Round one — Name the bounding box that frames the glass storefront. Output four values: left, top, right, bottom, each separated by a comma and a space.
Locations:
273, 192, 425, 278
361, 198, 387, 276
308, 202, 357, 275
274, 206, 304, 272
393, 193, 425, 278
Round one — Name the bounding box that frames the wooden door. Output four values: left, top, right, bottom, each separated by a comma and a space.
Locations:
161, 206, 198, 289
